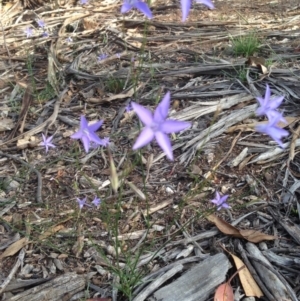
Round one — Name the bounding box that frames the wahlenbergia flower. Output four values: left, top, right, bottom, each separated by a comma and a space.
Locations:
125, 102, 132, 112
97, 54, 108, 61
80, 0, 88, 4
121, 0, 152, 19
71, 115, 105, 153
132, 92, 191, 160
256, 113, 289, 148
41, 32, 49, 38
256, 84, 285, 119
24, 27, 33, 38
181, 0, 214, 22
76, 197, 87, 209
211, 191, 230, 210
37, 19, 46, 28
40, 134, 55, 153
92, 197, 101, 207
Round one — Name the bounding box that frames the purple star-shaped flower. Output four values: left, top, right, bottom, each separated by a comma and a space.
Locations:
92, 197, 101, 207
80, 0, 88, 4
71, 115, 105, 153
37, 19, 46, 28
40, 134, 55, 153
211, 191, 230, 210
66, 36, 73, 43
121, 0, 152, 19
256, 113, 289, 148
76, 197, 87, 209
132, 91, 191, 160
125, 102, 132, 112
97, 54, 108, 61
255, 84, 285, 120
24, 27, 33, 38
181, 0, 214, 22
41, 32, 49, 38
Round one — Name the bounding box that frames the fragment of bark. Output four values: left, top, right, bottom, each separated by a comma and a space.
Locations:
248, 254, 299, 299
268, 208, 300, 245
5, 273, 86, 301
153, 253, 230, 301
179, 103, 256, 164
133, 256, 203, 297
246, 243, 295, 301
263, 249, 300, 267
133, 264, 183, 301
237, 241, 274, 301
1, 278, 51, 293
166, 229, 218, 247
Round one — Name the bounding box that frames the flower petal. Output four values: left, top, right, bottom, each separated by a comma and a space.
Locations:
181, 0, 191, 21
80, 115, 89, 129
81, 135, 90, 152
266, 110, 287, 124
134, 2, 152, 18
268, 95, 284, 110
88, 120, 103, 132
133, 127, 155, 150
155, 131, 173, 160
47, 143, 55, 149
161, 120, 191, 134
264, 84, 271, 102
132, 102, 153, 126
121, 2, 132, 13
71, 130, 83, 139
220, 195, 229, 204
195, 0, 214, 9
154, 92, 170, 123
221, 203, 231, 209
256, 123, 289, 148
89, 132, 106, 146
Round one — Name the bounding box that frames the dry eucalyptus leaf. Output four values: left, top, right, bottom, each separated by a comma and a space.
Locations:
105, 88, 135, 102
245, 56, 268, 74
208, 214, 276, 243
239, 229, 276, 243
207, 214, 242, 238
0, 237, 29, 259
38, 225, 65, 240
214, 282, 234, 301
230, 252, 263, 297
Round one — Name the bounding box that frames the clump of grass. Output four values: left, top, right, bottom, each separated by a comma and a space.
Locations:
235, 66, 248, 82
37, 82, 56, 102
105, 76, 127, 93
223, 65, 248, 83
231, 32, 261, 57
